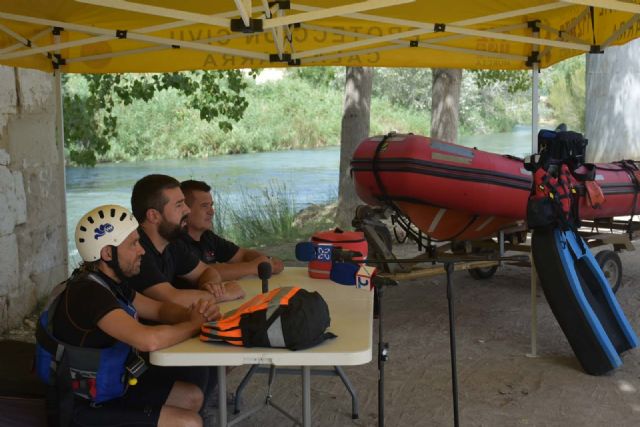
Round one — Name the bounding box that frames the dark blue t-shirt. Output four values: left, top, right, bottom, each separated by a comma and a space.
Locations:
180, 229, 239, 264
128, 227, 200, 293
52, 270, 136, 348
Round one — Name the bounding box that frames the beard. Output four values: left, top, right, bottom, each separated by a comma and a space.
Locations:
158, 215, 187, 241
120, 257, 142, 278
109, 246, 140, 280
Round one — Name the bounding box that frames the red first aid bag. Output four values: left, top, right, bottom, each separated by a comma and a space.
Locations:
308, 228, 368, 279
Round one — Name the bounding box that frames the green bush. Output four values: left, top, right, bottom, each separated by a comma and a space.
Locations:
81, 75, 429, 162
212, 181, 331, 247
64, 64, 587, 165
543, 56, 585, 132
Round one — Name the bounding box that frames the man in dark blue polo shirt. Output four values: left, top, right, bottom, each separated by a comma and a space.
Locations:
128, 174, 245, 304
128, 174, 245, 426
179, 179, 284, 280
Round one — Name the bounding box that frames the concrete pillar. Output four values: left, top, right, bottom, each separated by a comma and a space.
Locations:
0, 66, 67, 334
585, 38, 640, 162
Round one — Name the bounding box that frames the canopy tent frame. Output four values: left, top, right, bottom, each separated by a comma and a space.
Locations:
3, 2, 640, 426
1, 1, 638, 73
2, 1, 637, 360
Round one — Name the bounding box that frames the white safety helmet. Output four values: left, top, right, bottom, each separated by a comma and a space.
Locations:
75, 204, 139, 262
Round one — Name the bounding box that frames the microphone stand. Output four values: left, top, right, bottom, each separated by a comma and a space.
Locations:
258, 262, 272, 294
343, 256, 502, 427
371, 275, 396, 427
445, 262, 459, 427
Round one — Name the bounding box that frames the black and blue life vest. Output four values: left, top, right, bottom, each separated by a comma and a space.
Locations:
35, 272, 147, 406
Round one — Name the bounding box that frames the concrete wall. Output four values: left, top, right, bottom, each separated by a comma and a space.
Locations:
586, 38, 640, 162
0, 66, 67, 334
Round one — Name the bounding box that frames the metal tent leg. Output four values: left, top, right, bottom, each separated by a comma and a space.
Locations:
527, 254, 539, 358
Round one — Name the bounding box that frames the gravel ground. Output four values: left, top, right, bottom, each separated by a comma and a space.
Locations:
216, 240, 640, 427
6, 239, 640, 427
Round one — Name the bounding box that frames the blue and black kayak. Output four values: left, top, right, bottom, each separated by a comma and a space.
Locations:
532, 227, 638, 375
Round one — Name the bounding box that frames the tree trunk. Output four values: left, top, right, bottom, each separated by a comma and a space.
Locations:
585, 40, 640, 162
336, 66, 374, 229
430, 68, 462, 143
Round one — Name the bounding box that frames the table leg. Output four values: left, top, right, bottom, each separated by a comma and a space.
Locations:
218, 366, 227, 427
302, 366, 311, 427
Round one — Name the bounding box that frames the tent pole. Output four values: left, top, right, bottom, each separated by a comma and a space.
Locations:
531, 63, 539, 153
53, 33, 69, 276
527, 26, 540, 358
528, 81, 540, 358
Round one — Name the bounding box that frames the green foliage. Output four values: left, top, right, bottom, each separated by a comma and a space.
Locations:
211, 181, 337, 249
543, 56, 585, 132
471, 70, 531, 94
372, 67, 530, 135
371, 95, 430, 135
373, 68, 432, 111
459, 71, 531, 134
63, 63, 588, 164
70, 75, 427, 162
221, 182, 299, 247
63, 71, 255, 166
63, 91, 107, 166
287, 66, 339, 88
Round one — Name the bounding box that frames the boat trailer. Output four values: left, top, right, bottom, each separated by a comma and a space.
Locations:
353, 205, 639, 294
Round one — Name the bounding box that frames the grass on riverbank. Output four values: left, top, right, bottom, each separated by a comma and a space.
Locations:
213, 181, 337, 249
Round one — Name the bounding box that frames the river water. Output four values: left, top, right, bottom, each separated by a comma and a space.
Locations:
65, 127, 533, 266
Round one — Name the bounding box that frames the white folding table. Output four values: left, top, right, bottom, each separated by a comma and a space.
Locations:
150, 267, 373, 427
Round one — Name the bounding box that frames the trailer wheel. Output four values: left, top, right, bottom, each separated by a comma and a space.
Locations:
468, 265, 499, 280
467, 242, 499, 280
595, 250, 622, 293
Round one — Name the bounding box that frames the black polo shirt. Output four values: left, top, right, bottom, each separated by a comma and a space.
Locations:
128, 227, 200, 293
53, 271, 136, 348
180, 229, 239, 264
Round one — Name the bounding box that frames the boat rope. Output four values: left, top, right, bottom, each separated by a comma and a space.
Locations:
371, 132, 394, 206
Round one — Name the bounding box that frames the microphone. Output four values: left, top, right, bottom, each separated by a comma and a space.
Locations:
295, 242, 362, 262
258, 262, 272, 293
330, 262, 359, 286
295, 242, 334, 262
330, 263, 378, 290
295, 241, 318, 262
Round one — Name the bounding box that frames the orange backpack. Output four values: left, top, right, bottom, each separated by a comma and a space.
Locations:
200, 287, 336, 350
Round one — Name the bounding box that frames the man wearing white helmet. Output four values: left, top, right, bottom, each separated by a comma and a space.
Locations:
41, 204, 218, 426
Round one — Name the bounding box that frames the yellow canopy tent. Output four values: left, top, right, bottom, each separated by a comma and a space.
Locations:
1, 0, 639, 73
1, 2, 639, 414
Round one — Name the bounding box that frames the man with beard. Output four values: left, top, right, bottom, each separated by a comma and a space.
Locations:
180, 179, 284, 280
128, 174, 245, 304
128, 174, 244, 425
44, 204, 219, 426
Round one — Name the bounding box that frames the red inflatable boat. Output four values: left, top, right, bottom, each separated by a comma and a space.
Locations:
351, 134, 640, 241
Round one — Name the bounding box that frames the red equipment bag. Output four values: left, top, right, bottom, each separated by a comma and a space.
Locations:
308, 228, 368, 279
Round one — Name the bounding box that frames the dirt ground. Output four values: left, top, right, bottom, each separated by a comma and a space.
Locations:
220, 240, 640, 427
5, 239, 639, 427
